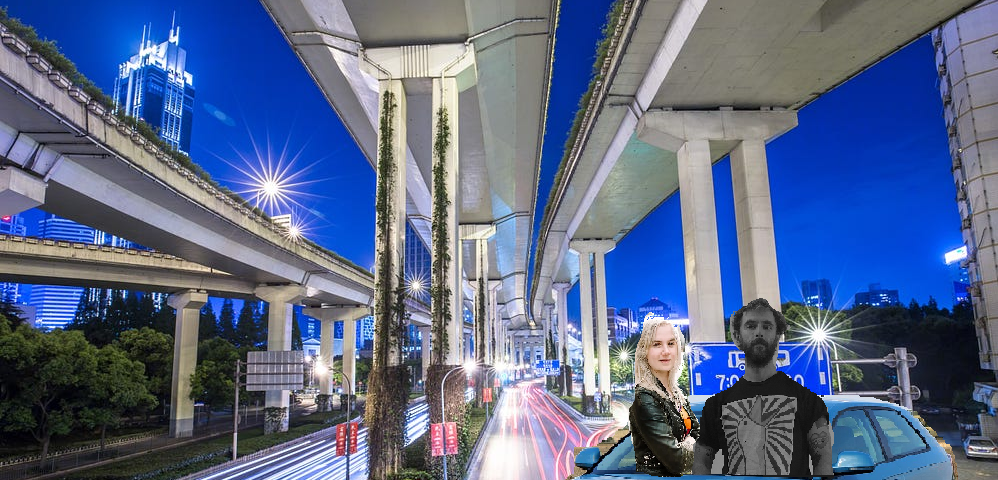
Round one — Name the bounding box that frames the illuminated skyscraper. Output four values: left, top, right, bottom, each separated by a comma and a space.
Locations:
801, 279, 833, 310
113, 19, 195, 154
28, 214, 95, 330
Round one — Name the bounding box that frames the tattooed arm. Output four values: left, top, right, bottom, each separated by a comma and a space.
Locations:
692, 441, 717, 474
808, 416, 833, 476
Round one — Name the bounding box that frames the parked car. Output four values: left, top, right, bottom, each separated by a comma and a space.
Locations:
574, 395, 954, 479
963, 435, 998, 460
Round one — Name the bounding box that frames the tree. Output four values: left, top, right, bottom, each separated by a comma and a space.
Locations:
218, 298, 236, 343
189, 338, 239, 422
291, 308, 304, 351
79, 344, 156, 453
782, 302, 863, 391
0, 316, 98, 468
235, 300, 257, 349
115, 327, 174, 412
151, 302, 176, 335
0, 300, 26, 328
199, 300, 219, 342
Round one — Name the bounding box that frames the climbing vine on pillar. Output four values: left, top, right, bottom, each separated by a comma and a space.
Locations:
368, 89, 409, 480
430, 106, 452, 365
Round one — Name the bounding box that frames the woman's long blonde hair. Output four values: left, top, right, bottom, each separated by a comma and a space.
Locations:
634, 318, 687, 403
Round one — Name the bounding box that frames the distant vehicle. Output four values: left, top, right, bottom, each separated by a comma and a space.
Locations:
916, 405, 941, 415
963, 435, 998, 460
574, 395, 954, 479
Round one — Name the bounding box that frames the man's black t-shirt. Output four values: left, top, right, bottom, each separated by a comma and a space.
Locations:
698, 372, 828, 478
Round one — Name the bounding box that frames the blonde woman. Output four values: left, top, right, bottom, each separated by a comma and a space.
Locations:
629, 318, 698, 476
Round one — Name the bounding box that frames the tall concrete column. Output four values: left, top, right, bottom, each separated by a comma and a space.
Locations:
573, 239, 615, 398
419, 325, 431, 383
553, 282, 571, 392
304, 306, 368, 396
488, 281, 501, 364
636, 110, 796, 342
573, 247, 597, 398
731, 139, 781, 307
167, 289, 207, 438
374, 78, 408, 367
256, 285, 308, 433
432, 75, 464, 366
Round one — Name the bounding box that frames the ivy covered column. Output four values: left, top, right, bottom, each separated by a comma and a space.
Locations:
432, 75, 463, 367
367, 78, 410, 480
488, 280, 501, 365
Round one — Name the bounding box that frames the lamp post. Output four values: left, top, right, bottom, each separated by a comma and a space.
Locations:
317, 362, 354, 480
441, 361, 476, 480
811, 329, 843, 394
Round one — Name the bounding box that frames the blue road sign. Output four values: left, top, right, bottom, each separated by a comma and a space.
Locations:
534, 359, 561, 376
688, 342, 832, 396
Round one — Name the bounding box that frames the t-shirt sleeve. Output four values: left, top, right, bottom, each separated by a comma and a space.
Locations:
804, 387, 829, 428
696, 395, 721, 451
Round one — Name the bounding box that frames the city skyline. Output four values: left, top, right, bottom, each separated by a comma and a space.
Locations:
2, 1, 962, 329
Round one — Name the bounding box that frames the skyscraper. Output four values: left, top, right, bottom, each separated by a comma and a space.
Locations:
28, 214, 95, 330
853, 283, 900, 308
801, 279, 833, 310
113, 19, 195, 154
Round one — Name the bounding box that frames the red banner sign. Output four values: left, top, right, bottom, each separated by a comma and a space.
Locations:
444, 421, 459, 455
483, 387, 492, 403
349, 422, 359, 454
494, 378, 500, 387
335, 423, 347, 456
430, 423, 444, 457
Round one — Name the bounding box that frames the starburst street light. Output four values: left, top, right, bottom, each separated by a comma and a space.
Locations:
793, 308, 851, 393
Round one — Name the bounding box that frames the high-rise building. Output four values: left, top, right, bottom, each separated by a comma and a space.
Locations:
0, 214, 26, 304
853, 283, 900, 308
801, 279, 834, 310
944, 246, 971, 305
934, 1, 998, 387
29, 214, 95, 330
606, 307, 631, 344
113, 20, 195, 154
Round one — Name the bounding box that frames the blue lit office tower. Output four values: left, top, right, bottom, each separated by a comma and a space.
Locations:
853, 283, 900, 308
801, 279, 834, 310
113, 20, 195, 154
0, 214, 27, 303
29, 214, 95, 330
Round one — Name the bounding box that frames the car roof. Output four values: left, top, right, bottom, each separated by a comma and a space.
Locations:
966, 435, 995, 442
688, 394, 903, 412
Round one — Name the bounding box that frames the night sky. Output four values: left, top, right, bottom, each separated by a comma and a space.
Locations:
2, 1, 962, 325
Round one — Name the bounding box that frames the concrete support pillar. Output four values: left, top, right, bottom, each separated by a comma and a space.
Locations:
419, 325, 431, 383
167, 290, 207, 438
256, 285, 309, 433
488, 281, 501, 364
0, 168, 46, 216
636, 110, 796, 342
731, 139, 781, 308
304, 306, 368, 397
319, 319, 335, 395
553, 282, 571, 392
572, 239, 615, 402
373, 78, 407, 369
432, 75, 464, 366
574, 248, 597, 398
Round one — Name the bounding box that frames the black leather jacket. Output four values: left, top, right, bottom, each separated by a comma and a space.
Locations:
628, 383, 700, 476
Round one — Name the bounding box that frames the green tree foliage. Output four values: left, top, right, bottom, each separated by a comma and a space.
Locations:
190, 338, 239, 422
235, 300, 258, 349
115, 327, 174, 409
151, 302, 176, 335
218, 298, 236, 343
0, 300, 27, 328
291, 308, 304, 351
199, 301, 219, 342
0, 315, 98, 467
79, 345, 157, 451
781, 302, 863, 391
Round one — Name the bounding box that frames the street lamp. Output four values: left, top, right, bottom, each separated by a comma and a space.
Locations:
811, 328, 843, 393
316, 362, 355, 480
441, 361, 477, 480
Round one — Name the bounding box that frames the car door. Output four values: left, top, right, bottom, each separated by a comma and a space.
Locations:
867, 407, 951, 480
832, 407, 908, 480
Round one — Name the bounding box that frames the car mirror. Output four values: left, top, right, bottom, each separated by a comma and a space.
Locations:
575, 447, 602, 470
832, 451, 876, 475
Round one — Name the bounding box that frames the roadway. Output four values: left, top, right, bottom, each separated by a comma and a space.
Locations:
199, 401, 430, 480
469, 378, 624, 480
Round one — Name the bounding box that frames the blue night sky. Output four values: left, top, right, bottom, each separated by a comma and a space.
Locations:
3, 1, 961, 324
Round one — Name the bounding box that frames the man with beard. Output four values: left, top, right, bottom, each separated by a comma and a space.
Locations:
692, 298, 833, 477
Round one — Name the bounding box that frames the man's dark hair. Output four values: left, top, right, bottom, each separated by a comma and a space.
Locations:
730, 297, 787, 340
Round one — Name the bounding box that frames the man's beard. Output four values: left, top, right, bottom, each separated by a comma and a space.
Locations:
741, 337, 778, 367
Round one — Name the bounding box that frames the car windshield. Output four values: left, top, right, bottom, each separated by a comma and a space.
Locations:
969, 439, 994, 447
590, 435, 637, 473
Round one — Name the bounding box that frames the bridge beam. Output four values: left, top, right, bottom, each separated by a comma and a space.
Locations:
256, 284, 311, 433
0, 168, 46, 216
637, 110, 797, 341
570, 239, 615, 410
166, 289, 207, 438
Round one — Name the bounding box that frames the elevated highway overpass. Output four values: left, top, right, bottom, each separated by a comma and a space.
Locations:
530, 0, 978, 406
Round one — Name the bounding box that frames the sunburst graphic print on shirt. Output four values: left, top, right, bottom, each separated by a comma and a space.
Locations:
721, 395, 796, 475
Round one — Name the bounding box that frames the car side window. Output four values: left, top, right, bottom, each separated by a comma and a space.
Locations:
591, 435, 636, 472
832, 408, 886, 464
869, 408, 928, 458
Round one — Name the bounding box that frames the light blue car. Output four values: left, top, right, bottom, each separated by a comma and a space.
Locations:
575, 395, 954, 479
